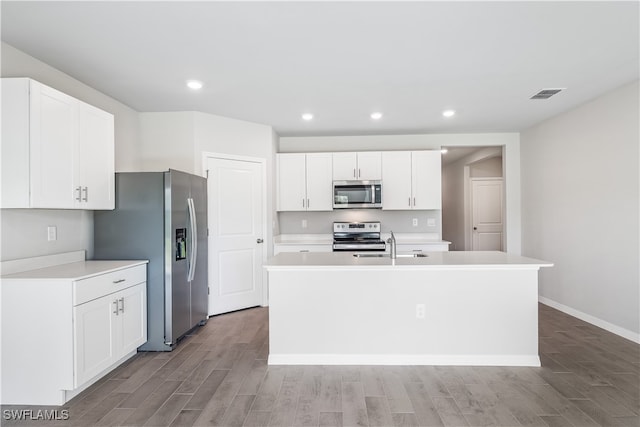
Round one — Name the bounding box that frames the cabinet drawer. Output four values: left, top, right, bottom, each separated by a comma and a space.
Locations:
74, 264, 146, 306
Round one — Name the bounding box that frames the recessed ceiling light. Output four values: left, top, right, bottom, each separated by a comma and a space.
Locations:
441, 149, 448, 154
302, 113, 314, 121
442, 110, 456, 118
186, 80, 203, 90
370, 112, 383, 120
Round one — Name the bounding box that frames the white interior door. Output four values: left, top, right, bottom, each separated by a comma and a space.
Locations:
471, 178, 504, 251
207, 157, 264, 315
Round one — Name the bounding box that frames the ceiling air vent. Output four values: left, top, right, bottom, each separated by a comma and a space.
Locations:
530, 88, 565, 100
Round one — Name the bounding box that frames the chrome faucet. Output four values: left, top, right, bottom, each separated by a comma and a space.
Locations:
387, 231, 397, 259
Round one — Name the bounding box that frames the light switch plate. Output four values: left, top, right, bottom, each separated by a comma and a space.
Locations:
412, 218, 418, 227
427, 218, 436, 227
47, 226, 57, 241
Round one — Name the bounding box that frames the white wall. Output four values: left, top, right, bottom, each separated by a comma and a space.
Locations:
193, 111, 277, 258
138, 112, 196, 172
137, 111, 277, 258
521, 80, 640, 341
0, 43, 141, 261
470, 156, 502, 178
279, 133, 521, 253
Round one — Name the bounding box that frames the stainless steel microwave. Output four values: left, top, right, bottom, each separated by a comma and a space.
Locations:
333, 181, 382, 209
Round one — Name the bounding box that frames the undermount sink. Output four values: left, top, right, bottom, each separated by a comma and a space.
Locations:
353, 253, 428, 258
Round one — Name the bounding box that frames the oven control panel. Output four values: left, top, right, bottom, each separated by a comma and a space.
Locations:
333, 222, 380, 233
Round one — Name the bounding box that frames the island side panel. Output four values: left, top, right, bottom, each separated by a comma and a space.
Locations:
268, 268, 540, 366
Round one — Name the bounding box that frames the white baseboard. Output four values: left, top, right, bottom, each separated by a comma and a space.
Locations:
268, 354, 541, 367
539, 296, 640, 344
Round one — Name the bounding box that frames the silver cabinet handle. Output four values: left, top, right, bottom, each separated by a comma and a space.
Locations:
413, 197, 416, 207
358, 168, 361, 178
113, 279, 125, 284
256, 238, 264, 244
307, 198, 310, 208
408, 197, 411, 207
353, 168, 356, 178
113, 300, 119, 315
119, 297, 124, 313
302, 199, 305, 208
82, 186, 88, 202
76, 186, 82, 202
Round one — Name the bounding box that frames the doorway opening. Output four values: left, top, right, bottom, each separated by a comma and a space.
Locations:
441, 146, 505, 251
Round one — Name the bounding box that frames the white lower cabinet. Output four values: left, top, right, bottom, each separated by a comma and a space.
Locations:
74, 282, 146, 387
1, 261, 147, 405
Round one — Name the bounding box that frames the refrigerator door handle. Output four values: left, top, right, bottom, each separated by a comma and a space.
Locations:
187, 197, 198, 282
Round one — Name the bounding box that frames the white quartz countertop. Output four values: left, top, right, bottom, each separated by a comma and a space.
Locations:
1, 260, 148, 280
274, 234, 333, 245
265, 251, 552, 270
273, 234, 450, 245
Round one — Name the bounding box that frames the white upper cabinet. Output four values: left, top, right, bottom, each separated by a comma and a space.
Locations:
332, 152, 381, 181
277, 153, 333, 211
381, 151, 413, 209
305, 153, 334, 211
277, 153, 307, 211
1, 78, 115, 209
77, 102, 115, 209
382, 150, 441, 210
411, 150, 442, 210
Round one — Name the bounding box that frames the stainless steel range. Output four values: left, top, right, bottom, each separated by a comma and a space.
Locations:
333, 221, 386, 252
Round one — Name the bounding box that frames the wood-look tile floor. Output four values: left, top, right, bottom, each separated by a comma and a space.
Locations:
2, 304, 638, 427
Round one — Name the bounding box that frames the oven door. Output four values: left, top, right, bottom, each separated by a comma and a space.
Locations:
333, 181, 382, 209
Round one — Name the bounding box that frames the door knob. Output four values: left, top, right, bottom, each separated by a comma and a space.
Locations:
473, 227, 478, 231
256, 238, 264, 244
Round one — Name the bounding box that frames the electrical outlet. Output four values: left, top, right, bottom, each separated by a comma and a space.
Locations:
301, 219, 308, 228
416, 303, 426, 319
427, 218, 436, 227
412, 218, 418, 227
47, 226, 57, 241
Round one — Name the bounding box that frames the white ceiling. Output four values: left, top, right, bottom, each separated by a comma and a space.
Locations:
2, 1, 638, 136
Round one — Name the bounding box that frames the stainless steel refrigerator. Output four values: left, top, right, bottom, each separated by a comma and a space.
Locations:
94, 169, 208, 351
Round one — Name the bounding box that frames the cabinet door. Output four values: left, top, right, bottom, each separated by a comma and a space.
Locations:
356, 152, 382, 180
77, 102, 115, 209
305, 153, 333, 211
412, 151, 442, 210
30, 81, 77, 208
73, 295, 116, 387
277, 153, 307, 211
332, 152, 357, 180
381, 151, 412, 210
119, 284, 147, 356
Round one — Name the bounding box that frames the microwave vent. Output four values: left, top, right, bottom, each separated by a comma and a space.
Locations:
530, 88, 564, 100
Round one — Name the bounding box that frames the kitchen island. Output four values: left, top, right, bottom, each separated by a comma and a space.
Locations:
265, 251, 552, 367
